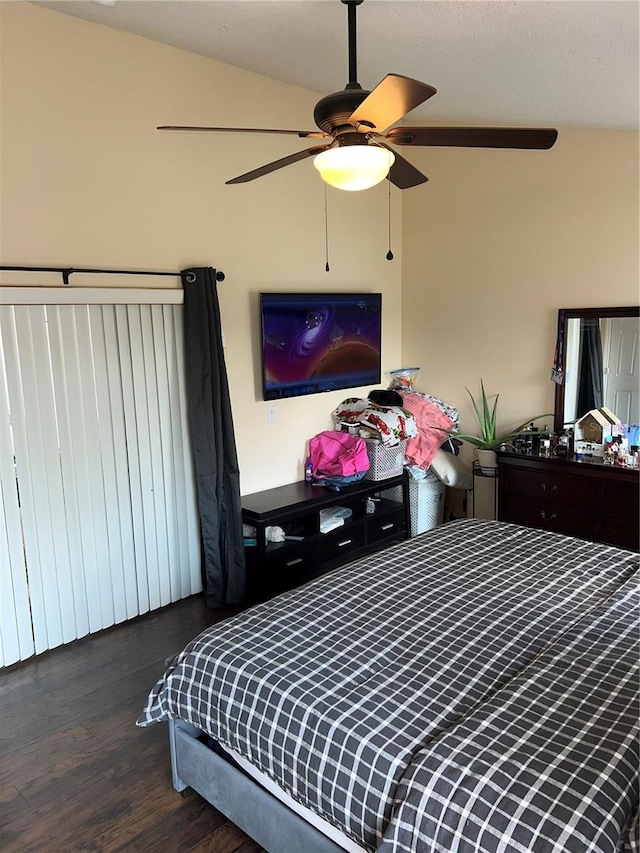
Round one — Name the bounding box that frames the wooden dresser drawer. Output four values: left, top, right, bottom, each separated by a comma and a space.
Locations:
501, 495, 600, 539
501, 465, 599, 509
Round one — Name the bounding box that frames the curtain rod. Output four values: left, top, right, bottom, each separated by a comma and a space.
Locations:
0, 265, 225, 286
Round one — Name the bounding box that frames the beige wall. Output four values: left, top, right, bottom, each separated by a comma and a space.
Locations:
0, 2, 403, 494
402, 127, 639, 459
2, 4, 638, 495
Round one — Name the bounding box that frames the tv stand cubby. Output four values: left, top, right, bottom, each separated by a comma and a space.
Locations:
241, 474, 410, 601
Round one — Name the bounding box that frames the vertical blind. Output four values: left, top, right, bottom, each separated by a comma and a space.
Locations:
0, 289, 201, 666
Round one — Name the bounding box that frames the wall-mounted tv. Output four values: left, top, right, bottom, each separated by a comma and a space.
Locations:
260, 292, 382, 401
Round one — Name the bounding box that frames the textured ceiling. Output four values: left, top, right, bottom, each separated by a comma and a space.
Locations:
34, 0, 639, 130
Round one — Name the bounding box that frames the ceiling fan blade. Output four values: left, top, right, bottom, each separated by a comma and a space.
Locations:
349, 75, 437, 133
377, 143, 428, 190
385, 127, 558, 150
226, 144, 331, 185
157, 125, 329, 140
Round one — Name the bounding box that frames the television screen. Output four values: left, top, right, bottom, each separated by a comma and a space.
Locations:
260, 292, 382, 401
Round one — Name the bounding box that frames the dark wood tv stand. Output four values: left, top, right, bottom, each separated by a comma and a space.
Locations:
241, 474, 410, 601
497, 452, 639, 551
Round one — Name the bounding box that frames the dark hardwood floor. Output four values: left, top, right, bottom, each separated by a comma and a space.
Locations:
0, 595, 266, 852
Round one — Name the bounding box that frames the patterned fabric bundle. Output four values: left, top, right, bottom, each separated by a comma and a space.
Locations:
331, 397, 418, 446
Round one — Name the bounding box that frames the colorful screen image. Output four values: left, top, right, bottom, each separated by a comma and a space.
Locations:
261, 292, 382, 401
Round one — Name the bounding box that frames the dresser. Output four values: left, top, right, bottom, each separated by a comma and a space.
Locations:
497, 453, 639, 551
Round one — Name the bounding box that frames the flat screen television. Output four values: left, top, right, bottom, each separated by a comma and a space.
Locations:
260, 292, 382, 401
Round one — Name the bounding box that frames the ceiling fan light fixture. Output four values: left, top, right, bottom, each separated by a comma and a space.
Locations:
313, 144, 395, 191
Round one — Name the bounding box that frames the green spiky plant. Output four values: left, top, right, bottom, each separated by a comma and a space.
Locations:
452, 380, 551, 450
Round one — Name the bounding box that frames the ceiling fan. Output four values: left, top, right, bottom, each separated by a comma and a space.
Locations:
158, 0, 558, 191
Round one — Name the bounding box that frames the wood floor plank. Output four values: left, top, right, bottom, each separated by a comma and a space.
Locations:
183, 819, 266, 853
0, 668, 42, 705
0, 772, 125, 851
107, 789, 229, 853
0, 784, 30, 829
0, 724, 98, 786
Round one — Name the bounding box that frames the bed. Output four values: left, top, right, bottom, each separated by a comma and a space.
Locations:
137, 518, 639, 853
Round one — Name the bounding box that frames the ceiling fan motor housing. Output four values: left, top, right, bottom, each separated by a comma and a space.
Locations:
313, 87, 372, 134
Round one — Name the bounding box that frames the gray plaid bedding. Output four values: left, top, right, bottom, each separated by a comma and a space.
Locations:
138, 519, 639, 853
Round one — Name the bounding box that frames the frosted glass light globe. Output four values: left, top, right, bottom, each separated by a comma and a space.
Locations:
314, 145, 395, 191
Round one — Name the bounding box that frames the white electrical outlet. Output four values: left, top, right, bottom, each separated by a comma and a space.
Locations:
267, 406, 277, 425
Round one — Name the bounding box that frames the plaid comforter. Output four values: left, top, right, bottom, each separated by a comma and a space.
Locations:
138, 519, 639, 853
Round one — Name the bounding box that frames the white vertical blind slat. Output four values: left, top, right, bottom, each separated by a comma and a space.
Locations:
142, 305, 172, 607
88, 304, 128, 625
1, 308, 47, 654
55, 307, 105, 633
126, 306, 161, 612
0, 336, 34, 664
30, 308, 80, 646
76, 306, 117, 630
100, 306, 140, 620
4, 308, 64, 653
0, 484, 25, 666
172, 305, 202, 594
115, 305, 151, 615
165, 305, 199, 598
46, 306, 91, 639
151, 304, 180, 602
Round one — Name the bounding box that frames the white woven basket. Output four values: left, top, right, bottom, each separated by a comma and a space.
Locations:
363, 439, 407, 480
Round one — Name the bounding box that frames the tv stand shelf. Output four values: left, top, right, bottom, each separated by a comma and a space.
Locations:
242, 474, 410, 601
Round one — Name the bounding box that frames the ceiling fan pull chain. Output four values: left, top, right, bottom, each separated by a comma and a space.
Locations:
386, 180, 394, 261
324, 183, 330, 272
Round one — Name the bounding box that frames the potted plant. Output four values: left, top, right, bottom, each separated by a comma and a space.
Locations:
453, 380, 551, 471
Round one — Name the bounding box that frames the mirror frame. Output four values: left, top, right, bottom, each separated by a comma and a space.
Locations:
553, 305, 640, 434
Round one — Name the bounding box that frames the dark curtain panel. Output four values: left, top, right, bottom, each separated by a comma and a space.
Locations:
181, 267, 246, 606
576, 317, 604, 417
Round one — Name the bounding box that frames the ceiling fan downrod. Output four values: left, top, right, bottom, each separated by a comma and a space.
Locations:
343, 0, 364, 90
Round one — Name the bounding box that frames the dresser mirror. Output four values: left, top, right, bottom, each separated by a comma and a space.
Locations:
553, 306, 640, 434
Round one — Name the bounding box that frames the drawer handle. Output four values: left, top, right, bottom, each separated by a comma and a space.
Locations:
541, 483, 558, 492
381, 523, 394, 531
285, 557, 303, 567
337, 539, 353, 548
540, 511, 558, 520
